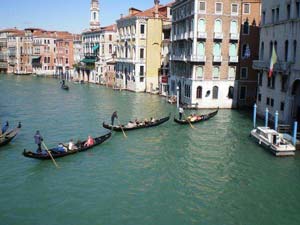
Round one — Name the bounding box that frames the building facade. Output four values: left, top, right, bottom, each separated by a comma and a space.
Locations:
115, 1, 171, 92
237, 0, 261, 108
253, 0, 300, 124
169, 0, 260, 108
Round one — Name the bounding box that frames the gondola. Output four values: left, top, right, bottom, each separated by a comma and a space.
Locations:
174, 108, 219, 125
23, 132, 111, 160
61, 85, 69, 90
102, 114, 170, 131
0, 122, 22, 147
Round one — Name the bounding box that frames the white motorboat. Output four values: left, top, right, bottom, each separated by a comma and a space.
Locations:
250, 126, 296, 156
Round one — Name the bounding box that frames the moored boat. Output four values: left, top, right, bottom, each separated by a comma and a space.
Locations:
103, 114, 170, 131
174, 109, 218, 124
14, 72, 32, 76
250, 127, 295, 156
0, 122, 22, 147
23, 132, 111, 160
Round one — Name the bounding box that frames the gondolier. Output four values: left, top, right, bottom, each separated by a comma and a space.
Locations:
111, 111, 118, 125
34, 130, 43, 153
2, 121, 9, 134
179, 107, 184, 120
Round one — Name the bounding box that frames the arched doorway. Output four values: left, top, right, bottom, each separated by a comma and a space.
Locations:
292, 79, 300, 123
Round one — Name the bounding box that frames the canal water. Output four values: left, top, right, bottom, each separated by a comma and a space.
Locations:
0, 74, 300, 225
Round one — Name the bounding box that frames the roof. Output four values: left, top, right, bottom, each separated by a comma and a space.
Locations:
82, 24, 116, 35
119, 2, 174, 21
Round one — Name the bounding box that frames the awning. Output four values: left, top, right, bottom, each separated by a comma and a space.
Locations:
81, 58, 97, 63
92, 44, 99, 52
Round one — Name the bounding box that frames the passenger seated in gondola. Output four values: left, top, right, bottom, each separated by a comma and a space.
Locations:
84, 136, 94, 147
134, 119, 140, 126
55, 143, 67, 153
190, 114, 197, 122
151, 117, 156, 123
144, 118, 149, 125
68, 139, 78, 151
127, 121, 135, 128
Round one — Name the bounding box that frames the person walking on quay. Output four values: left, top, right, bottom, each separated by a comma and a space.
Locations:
1, 121, 9, 134
179, 107, 184, 120
111, 111, 118, 125
34, 130, 43, 153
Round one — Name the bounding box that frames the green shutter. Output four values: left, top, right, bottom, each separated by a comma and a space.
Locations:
197, 42, 205, 56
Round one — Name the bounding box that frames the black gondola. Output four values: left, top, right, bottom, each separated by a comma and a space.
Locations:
174, 109, 219, 124
102, 114, 170, 131
61, 85, 69, 90
0, 122, 22, 147
23, 132, 111, 160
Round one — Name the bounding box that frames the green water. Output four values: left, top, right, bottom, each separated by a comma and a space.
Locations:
0, 74, 300, 225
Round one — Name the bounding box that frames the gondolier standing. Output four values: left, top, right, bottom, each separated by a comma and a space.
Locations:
111, 111, 118, 125
2, 121, 9, 133
34, 130, 43, 153
179, 107, 184, 120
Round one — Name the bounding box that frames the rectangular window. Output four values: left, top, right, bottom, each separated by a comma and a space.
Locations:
258, 93, 261, 102
196, 66, 203, 79
239, 86, 246, 100
243, 3, 250, 14
199, 1, 206, 13
240, 67, 248, 79
139, 65, 144, 76
281, 76, 288, 92
215, 2, 223, 14
258, 73, 263, 86
109, 35, 112, 41
262, 11, 266, 24
266, 97, 270, 105
231, 4, 238, 15
276, 8, 279, 22
280, 102, 285, 111
270, 98, 274, 107
287, 4, 291, 19
297, 2, 300, 18
271, 76, 275, 89
140, 48, 144, 59
140, 24, 145, 34
228, 66, 236, 80
272, 9, 275, 23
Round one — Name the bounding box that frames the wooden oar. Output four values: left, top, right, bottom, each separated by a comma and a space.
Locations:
42, 141, 59, 168
184, 113, 195, 129
117, 119, 127, 138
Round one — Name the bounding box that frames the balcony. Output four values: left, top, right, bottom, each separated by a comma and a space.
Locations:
253, 60, 291, 73
189, 55, 206, 62
229, 56, 239, 63
197, 32, 207, 39
189, 31, 194, 39
230, 33, 239, 40
214, 32, 223, 40
213, 55, 222, 63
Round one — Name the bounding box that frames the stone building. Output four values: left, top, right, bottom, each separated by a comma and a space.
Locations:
115, 1, 172, 92
253, 0, 300, 124
169, 0, 260, 108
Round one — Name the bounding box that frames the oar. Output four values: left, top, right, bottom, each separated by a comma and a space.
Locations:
42, 141, 59, 169
184, 113, 195, 129
117, 119, 127, 138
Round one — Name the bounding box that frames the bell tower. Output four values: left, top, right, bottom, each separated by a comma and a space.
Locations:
90, 0, 100, 30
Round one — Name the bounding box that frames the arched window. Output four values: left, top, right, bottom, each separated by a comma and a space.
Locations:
228, 86, 234, 99
243, 21, 249, 34
196, 66, 203, 79
213, 43, 221, 56
214, 19, 222, 33
229, 43, 237, 57
197, 42, 205, 56
93, 12, 97, 21
230, 20, 238, 34
198, 19, 206, 32
196, 86, 202, 99
213, 86, 219, 99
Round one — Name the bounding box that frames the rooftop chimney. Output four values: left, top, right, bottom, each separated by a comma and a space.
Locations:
154, 0, 160, 18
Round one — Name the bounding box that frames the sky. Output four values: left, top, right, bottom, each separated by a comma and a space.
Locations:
0, 0, 171, 34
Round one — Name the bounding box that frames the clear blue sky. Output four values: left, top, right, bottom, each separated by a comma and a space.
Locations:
0, 0, 171, 34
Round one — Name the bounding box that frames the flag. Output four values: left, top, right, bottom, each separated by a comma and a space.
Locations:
268, 46, 277, 78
